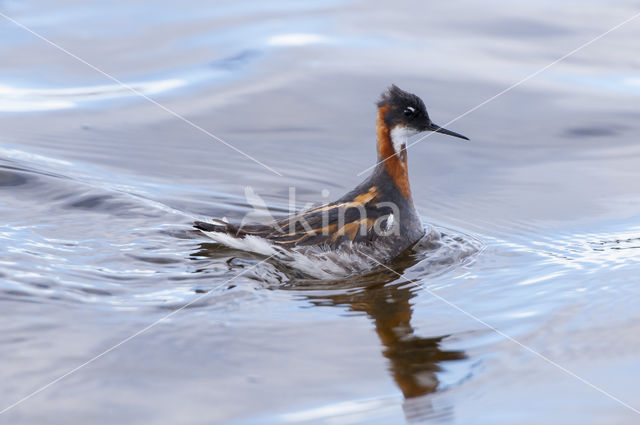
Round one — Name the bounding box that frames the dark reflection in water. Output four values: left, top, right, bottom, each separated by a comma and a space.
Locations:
562, 125, 623, 138
211, 49, 261, 71
297, 262, 467, 422
302, 276, 466, 399
0, 169, 30, 187
195, 240, 469, 421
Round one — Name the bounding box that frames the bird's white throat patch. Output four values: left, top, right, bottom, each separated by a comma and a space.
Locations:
390, 126, 419, 154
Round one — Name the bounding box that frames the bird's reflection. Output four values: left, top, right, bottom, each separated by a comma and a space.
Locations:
193, 240, 467, 421
296, 257, 466, 400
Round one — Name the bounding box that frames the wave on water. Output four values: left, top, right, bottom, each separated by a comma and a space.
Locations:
199, 224, 483, 280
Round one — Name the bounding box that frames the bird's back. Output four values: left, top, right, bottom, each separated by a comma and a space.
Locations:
195, 165, 424, 261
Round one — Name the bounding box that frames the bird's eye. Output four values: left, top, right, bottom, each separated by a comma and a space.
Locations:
403, 106, 416, 117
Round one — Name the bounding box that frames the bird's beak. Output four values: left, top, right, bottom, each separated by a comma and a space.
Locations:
425, 122, 469, 141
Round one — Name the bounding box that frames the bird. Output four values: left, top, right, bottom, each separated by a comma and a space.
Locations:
195, 85, 468, 277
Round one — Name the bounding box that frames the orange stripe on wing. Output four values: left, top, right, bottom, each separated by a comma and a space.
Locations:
331, 217, 374, 242
305, 186, 379, 214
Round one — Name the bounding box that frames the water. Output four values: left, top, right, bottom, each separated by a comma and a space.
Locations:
1, 0, 640, 423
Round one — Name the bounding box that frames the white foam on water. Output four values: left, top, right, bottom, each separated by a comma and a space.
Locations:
200, 230, 397, 279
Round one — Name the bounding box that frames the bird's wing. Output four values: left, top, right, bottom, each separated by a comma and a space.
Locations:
194, 185, 396, 248
269, 200, 394, 247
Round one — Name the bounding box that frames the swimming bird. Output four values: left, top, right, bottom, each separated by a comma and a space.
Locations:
195, 85, 468, 276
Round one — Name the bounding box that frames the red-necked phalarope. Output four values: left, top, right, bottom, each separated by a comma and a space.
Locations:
195, 85, 468, 277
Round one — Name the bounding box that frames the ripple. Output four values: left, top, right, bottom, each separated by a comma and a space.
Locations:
531, 227, 640, 273
0, 79, 185, 112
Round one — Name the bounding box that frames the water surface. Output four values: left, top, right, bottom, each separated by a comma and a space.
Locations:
1, 1, 640, 424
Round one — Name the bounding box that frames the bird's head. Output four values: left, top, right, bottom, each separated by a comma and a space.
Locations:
377, 85, 468, 153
